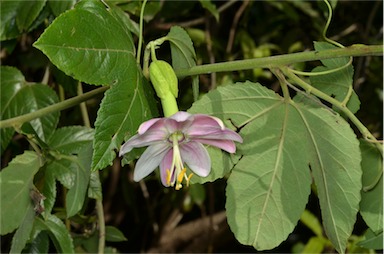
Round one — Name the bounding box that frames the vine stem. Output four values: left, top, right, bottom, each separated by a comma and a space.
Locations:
174, 45, 382, 78
77, 85, 106, 254
0, 45, 381, 130
0, 86, 108, 129
280, 66, 383, 155
136, 0, 148, 64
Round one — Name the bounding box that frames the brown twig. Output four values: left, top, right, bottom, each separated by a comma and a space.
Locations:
152, 0, 239, 30
226, 0, 249, 54
147, 211, 228, 253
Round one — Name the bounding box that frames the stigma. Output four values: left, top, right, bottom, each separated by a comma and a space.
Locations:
165, 133, 194, 190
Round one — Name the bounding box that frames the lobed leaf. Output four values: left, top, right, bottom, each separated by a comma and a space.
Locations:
92, 58, 157, 170
0, 151, 41, 235
188, 144, 240, 184
359, 140, 383, 233
310, 42, 360, 114
189, 81, 362, 252
357, 229, 383, 250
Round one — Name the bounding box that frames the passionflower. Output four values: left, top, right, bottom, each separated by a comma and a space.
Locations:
119, 111, 243, 190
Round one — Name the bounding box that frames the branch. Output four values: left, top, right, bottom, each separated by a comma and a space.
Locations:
175, 44, 383, 78
0, 86, 109, 129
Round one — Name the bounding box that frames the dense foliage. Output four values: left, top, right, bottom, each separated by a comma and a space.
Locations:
1, 0, 382, 253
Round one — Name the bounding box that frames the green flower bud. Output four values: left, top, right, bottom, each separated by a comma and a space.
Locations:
149, 60, 178, 99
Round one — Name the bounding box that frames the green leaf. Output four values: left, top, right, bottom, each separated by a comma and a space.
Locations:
34, 0, 135, 86
0, 0, 47, 40
0, 1, 20, 40
310, 42, 360, 114
109, 4, 140, 36
0, 151, 41, 234
48, 126, 94, 155
167, 26, 199, 101
199, 0, 219, 21
167, 26, 196, 70
16, 0, 47, 32
300, 209, 323, 238
1, 67, 60, 152
66, 147, 92, 217
357, 229, 383, 250
1, 66, 26, 153
10, 204, 35, 253
302, 237, 327, 254
48, 0, 76, 17
34, 214, 74, 253
43, 159, 76, 214
92, 59, 157, 170
33, 0, 158, 170
24, 231, 50, 254
105, 226, 128, 242
190, 82, 362, 253
88, 171, 102, 200
359, 140, 383, 233
19, 85, 60, 141
188, 145, 240, 184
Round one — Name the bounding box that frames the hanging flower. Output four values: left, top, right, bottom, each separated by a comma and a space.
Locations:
119, 111, 243, 190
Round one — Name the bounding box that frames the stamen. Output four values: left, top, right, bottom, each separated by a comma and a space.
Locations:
186, 173, 194, 186
177, 168, 187, 184
166, 169, 172, 186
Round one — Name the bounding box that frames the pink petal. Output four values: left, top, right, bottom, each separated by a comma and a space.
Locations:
133, 144, 170, 182
138, 118, 162, 134
180, 142, 211, 177
193, 138, 237, 153
189, 129, 243, 143
119, 131, 168, 156
159, 149, 174, 187
186, 114, 225, 134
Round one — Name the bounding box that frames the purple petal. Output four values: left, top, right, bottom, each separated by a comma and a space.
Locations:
133, 144, 170, 182
193, 138, 237, 153
186, 114, 225, 134
138, 118, 162, 134
119, 131, 168, 156
180, 142, 211, 177
159, 149, 174, 186
189, 128, 242, 142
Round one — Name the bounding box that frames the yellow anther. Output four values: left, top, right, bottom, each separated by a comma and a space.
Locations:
166, 169, 172, 186
175, 183, 182, 190
177, 168, 187, 184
